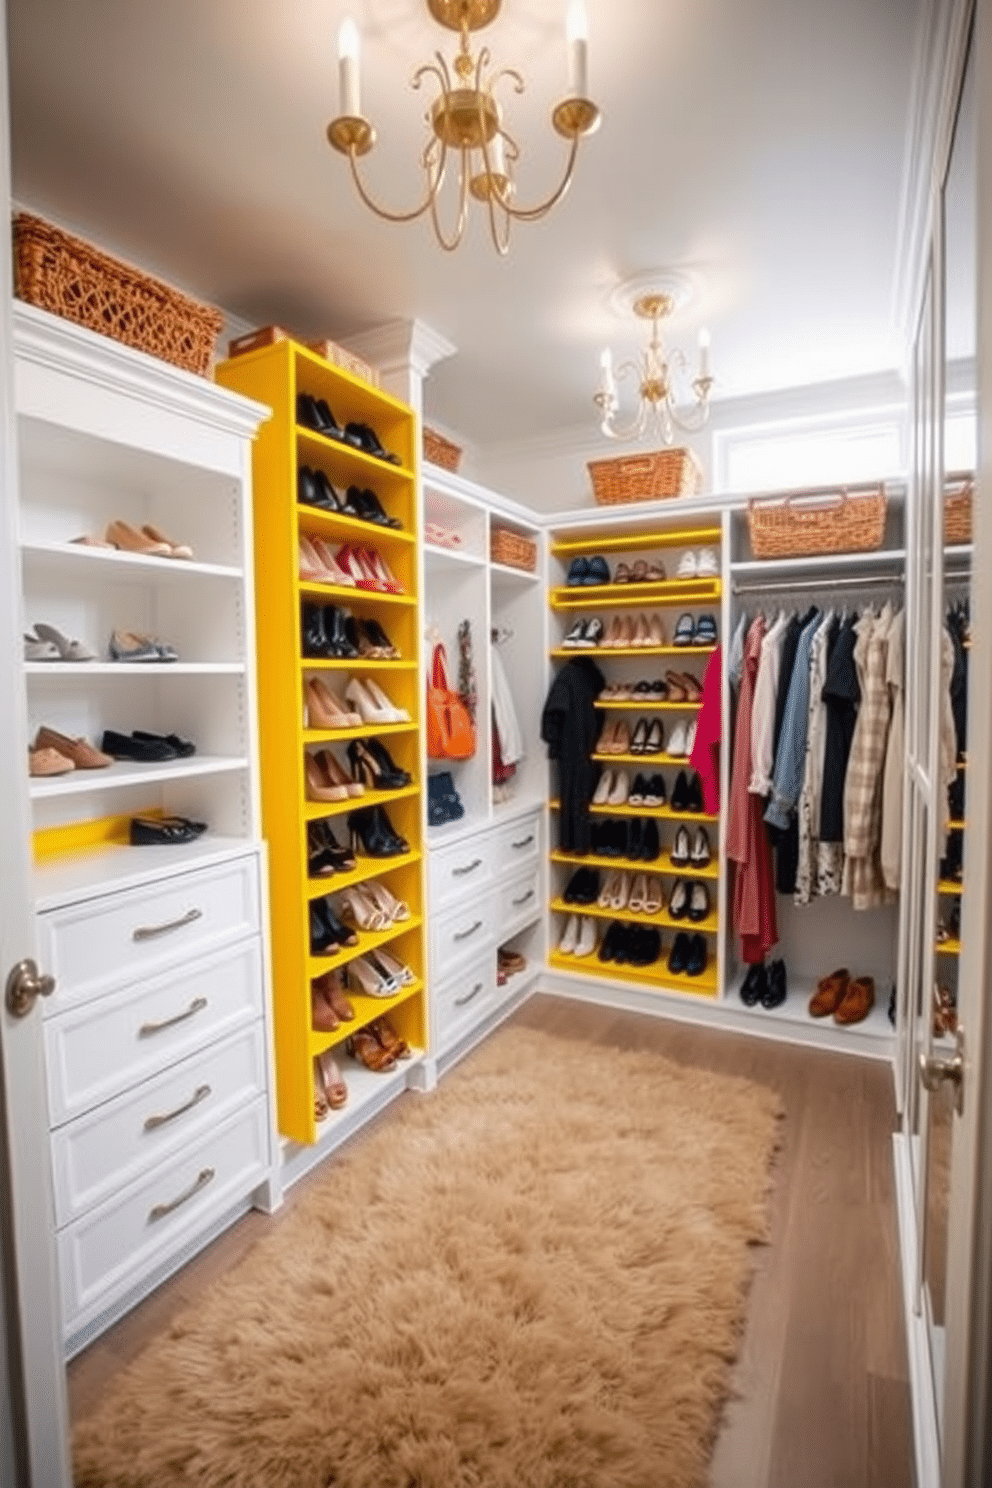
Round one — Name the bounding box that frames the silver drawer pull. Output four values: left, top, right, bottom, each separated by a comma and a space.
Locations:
452, 858, 483, 877
511, 835, 535, 850
512, 889, 535, 907
148, 1167, 215, 1223
139, 996, 208, 1038
455, 982, 484, 1007
143, 1084, 212, 1132
133, 907, 203, 942
453, 919, 483, 941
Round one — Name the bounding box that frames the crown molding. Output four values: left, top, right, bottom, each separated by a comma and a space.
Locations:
341, 318, 456, 380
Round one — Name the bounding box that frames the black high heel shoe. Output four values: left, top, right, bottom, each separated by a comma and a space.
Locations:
344, 421, 402, 464
361, 737, 412, 785
347, 739, 408, 791
307, 820, 356, 877
309, 897, 359, 954
324, 606, 359, 660
302, 602, 333, 658
348, 805, 408, 858
360, 618, 399, 658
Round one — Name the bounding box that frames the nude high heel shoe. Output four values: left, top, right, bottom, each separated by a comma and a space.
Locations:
305, 751, 349, 802
105, 520, 172, 556
316, 747, 365, 797
306, 677, 362, 729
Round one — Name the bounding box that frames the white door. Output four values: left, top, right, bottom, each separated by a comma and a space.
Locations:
0, 0, 73, 1481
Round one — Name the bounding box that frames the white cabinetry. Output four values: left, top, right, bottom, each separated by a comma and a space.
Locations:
13, 303, 277, 1353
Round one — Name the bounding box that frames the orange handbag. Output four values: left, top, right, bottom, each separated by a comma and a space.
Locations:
426, 642, 476, 760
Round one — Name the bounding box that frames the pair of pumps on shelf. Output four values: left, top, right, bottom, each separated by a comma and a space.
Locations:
309, 880, 410, 956
296, 395, 402, 464
302, 604, 399, 661
298, 466, 402, 529
299, 537, 403, 593
305, 675, 409, 730
306, 739, 411, 805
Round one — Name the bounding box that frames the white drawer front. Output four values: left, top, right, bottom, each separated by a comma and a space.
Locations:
45, 938, 263, 1126
495, 868, 541, 937
433, 956, 497, 1046
38, 854, 261, 1013
58, 1098, 269, 1333
51, 1023, 268, 1227
492, 813, 541, 877
428, 834, 492, 906
431, 898, 495, 976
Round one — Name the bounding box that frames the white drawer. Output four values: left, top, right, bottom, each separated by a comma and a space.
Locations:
51, 1022, 268, 1227
433, 955, 497, 1046
58, 1097, 270, 1333
38, 854, 261, 1013
431, 897, 495, 975
495, 868, 541, 937
492, 813, 541, 877
428, 834, 493, 906
45, 938, 263, 1126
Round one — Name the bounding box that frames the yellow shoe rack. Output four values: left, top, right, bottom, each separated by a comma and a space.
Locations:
217, 340, 425, 1144
547, 522, 723, 997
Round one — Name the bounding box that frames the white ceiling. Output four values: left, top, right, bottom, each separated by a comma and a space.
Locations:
7, 0, 924, 451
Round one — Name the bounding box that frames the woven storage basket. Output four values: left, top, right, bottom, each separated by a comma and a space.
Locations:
491, 526, 537, 572
12, 212, 223, 376
944, 481, 973, 545
746, 485, 887, 559
423, 426, 463, 472
587, 447, 702, 505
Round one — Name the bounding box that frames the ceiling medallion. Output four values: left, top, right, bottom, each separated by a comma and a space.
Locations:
326, 1, 601, 255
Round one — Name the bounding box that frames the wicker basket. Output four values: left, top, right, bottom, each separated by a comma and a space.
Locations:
746, 485, 888, 559
423, 426, 463, 472
944, 480, 973, 545
491, 526, 537, 572
12, 212, 223, 377
587, 447, 702, 505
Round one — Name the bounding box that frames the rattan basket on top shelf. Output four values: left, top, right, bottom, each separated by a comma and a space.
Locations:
587, 447, 703, 505
12, 212, 223, 376
423, 426, 463, 472
746, 484, 888, 559
944, 478, 973, 545
491, 526, 538, 572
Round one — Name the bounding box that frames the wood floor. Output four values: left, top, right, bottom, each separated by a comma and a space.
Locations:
68, 993, 915, 1487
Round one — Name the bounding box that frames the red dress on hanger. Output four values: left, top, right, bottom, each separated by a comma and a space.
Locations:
688, 644, 722, 815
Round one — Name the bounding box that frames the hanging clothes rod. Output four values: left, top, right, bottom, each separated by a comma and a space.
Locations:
731, 568, 971, 597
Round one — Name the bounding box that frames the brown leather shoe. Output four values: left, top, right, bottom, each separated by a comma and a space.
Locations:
34, 725, 113, 769
345, 1028, 396, 1072
809, 967, 849, 1018
834, 975, 875, 1025
311, 981, 340, 1033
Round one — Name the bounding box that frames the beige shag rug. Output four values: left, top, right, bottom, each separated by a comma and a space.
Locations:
73, 1024, 782, 1488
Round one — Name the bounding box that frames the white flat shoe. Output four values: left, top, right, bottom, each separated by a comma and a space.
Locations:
593, 769, 614, 806
574, 915, 598, 957
31, 622, 97, 662
23, 630, 60, 661
558, 913, 580, 954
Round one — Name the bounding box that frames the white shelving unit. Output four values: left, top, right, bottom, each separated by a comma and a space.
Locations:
13, 301, 279, 1355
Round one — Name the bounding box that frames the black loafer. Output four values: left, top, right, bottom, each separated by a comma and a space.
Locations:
567, 556, 589, 585
129, 815, 207, 846
101, 729, 179, 762
667, 931, 691, 975
694, 614, 718, 645
686, 933, 708, 976
344, 421, 402, 464
584, 555, 611, 585
687, 882, 710, 922
131, 730, 196, 758
740, 962, 767, 1006
670, 770, 690, 812
761, 958, 788, 1008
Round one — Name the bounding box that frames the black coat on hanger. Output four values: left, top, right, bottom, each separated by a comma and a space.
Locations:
541, 656, 606, 854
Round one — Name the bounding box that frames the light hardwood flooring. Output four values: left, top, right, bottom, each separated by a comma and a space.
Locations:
68, 993, 914, 1487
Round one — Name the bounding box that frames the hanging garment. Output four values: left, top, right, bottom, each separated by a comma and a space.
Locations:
938, 622, 958, 852
491, 642, 524, 766
842, 605, 896, 910
540, 656, 606, 855
818, 612, 860, 845
689, 644, 722, 815
492, 712, 516, 787
728, 617, 778, 965
880, 606, 906, 891
948, 601, 968, 763
456, 618, 478, 724
763, 607, 810, 895
794, 611, 837, 905
748, 610, 789, 797
764, 608, 823, 834
728, 610, 749, 698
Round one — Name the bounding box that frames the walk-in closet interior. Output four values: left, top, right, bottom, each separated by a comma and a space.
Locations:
1, 1, 990, 1485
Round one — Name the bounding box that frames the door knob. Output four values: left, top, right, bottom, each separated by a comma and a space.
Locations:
919, 1025, 965, 1116
5, 958, 56, 1019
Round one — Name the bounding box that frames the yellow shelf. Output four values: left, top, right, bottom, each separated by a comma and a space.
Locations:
948, 819, 966, 830
597, 698, 702, 711
547, 949, 718, 997
936, 939, 962, 956
937, 879, 963, 896
551, 644, 716, 660
591, 750, 695, 767
549, 797, 718, 824
552, 527, 722, 556
216, 337, 426, 1147
550, 895, 718, 935
550, 848, 718, 880
550, 577, 721, 609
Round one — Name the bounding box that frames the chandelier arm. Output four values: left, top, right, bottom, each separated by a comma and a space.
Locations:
345, 147, 438, 224
427, 143, 470, 251
493, 130, 582, 221
482, 168, 512, 256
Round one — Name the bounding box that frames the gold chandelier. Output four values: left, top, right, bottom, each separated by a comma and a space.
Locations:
595, 291, 714, 444
326, 0, 601, 255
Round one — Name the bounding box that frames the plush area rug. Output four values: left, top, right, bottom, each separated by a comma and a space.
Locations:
73, 1024, 782, 1488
